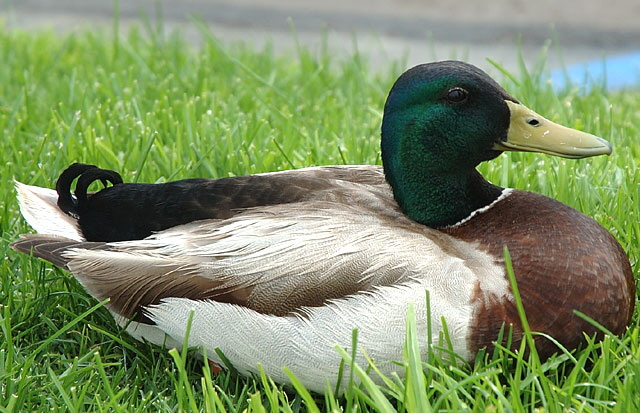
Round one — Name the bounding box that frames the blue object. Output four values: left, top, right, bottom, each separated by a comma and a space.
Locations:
550, 51, 640, 92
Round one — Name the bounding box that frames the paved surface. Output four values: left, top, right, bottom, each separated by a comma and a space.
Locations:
2, 0, 639, 75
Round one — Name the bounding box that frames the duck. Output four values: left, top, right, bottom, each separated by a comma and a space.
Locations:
11, 60, 635, 394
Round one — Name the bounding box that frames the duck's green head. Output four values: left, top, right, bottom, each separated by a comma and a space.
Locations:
381, 60, 611, 228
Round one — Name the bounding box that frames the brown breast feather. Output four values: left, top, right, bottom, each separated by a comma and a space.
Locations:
443, 190, 635, 358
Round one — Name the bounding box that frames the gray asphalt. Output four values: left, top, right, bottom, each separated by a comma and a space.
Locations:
3, 0, 639, 74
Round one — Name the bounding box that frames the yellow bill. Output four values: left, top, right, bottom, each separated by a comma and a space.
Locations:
493, 100, 612, 159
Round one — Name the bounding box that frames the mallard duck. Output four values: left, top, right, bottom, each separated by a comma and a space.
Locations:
11, 61, 634, 393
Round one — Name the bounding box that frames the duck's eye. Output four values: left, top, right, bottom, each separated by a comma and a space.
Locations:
446, 87, 468, 103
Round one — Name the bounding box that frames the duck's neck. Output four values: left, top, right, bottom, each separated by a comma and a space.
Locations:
385, 164, 504, 228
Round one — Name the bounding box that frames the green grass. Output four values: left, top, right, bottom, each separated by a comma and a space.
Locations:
1, 23, 639, 412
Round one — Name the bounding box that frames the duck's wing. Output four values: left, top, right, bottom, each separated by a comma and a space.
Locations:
11, 195, 481, 321
12, 165, 418, 321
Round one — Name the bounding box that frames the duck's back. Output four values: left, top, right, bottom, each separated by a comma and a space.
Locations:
71, 165, 390, 241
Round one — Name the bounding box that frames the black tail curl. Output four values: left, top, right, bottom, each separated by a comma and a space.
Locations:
56, 163, 123, 219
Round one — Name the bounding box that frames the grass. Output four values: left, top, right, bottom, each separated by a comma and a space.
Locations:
1, 22, 639, 412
